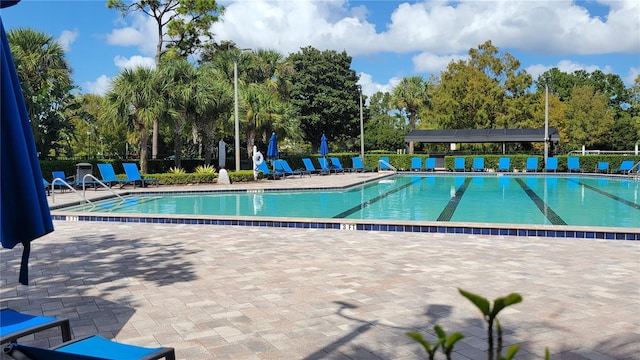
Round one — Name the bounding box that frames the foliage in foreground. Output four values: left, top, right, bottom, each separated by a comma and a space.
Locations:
406, 289, 549, 360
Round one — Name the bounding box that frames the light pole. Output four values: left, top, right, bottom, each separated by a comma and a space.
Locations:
87, 130, 91, 159
544, 82, 549, 168
358, 85, 364, 160
233, 48, 251, 172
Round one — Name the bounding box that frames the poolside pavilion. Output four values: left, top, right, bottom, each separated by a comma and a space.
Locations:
404, 127, 561, 169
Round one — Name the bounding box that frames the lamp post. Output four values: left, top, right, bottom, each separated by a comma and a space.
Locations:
233, 48, 251, 172
87, 130, 91, 159
358, 85, 364, 160
544, 82, 549, 168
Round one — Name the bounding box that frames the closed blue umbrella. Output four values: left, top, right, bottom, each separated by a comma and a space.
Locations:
1, 13, 54, 285
266, 132, 278, 159
319, 134, 329, 157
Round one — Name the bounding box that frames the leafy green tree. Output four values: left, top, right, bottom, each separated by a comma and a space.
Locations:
430, 40, 532, 138
565, 85, 614, 150
107, 0, 225, 159
391, 76, 429, 153
193, 64, 233, 165
242, 49, 297, 157
8, 28, 74, 159
284, 46, 360, 151
105, 67, 160, 173
65, 94, 98, 158
431, 60, 500, 129
155, 60, 199, 168
365, 91, 406, 151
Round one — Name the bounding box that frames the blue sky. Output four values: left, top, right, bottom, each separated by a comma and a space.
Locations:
2, 0, 639, 97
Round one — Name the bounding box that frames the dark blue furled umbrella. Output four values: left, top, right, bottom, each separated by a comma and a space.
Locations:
319, 134, 329, 157
1, 12, 54, 285
266, 132, 278, 159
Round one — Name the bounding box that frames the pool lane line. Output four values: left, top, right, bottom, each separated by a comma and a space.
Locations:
333, 177, 421, 218
436, 178, 473, 221
567, 178, 640, 211
514, 178, 567, 225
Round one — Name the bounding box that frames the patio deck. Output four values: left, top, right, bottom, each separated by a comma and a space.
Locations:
1, 173, 638, 359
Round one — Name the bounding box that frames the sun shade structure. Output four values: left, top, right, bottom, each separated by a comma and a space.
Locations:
404, 128, 560, 144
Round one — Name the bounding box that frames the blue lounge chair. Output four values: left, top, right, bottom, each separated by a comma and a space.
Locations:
411, 157, 422, 171
567, 157, 582, 172
472, 157, 485, 172
425, 158, 436, 171
526, 157, 539, 172
616, 160, 635, 174
284, 159, 311, 177
596, 161, 609, 173
97, 163, 129, 188
123, 163, 158, 188
378, 157, 391, 170
274, 159, 308, 178
319, 157, 335, 173
42, 179, 51, 195
545, 157, 558, 172
4, 335, 175, 360
256, 161, 280, 179
351, 157, 372, 172
1, 308, 71, 345
497, 157, 511, 172
330, 157, 352, 172
454, 157, 466, 172
302, 158, 324, 175
51, 170, 76, 192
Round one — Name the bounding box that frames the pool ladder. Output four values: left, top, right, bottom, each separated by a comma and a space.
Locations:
378, 159, 397, 174
630, 161, 640, 180
51, 174, 124, 205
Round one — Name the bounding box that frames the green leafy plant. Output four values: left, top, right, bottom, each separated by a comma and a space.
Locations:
458, 289, 522, 360
194, 164, 216, 174
168, 166, 186, 174
408, 290, 525, 359
407, 325, 464, 360
406, 329, 443, 360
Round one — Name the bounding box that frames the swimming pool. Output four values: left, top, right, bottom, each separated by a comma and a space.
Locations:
54, 174, 639, 239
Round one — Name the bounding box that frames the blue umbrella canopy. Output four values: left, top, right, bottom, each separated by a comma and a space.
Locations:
319, 134, 329, 157
266, 132, 278, 159
1, 14, 54, 285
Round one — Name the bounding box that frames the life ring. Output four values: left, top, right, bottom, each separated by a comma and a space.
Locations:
253, 151, 264, 165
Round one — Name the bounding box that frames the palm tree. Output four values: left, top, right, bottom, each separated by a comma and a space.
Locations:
194, 64, 233, 165
106, 67, 159, 173
392, 76, 430, 154
8, 28, 74, 158
156, 60, 198, 168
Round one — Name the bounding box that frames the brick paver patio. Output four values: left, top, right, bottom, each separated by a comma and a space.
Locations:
1, 174, 639, 359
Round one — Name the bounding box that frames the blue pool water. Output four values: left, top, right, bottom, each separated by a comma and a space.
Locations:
62, 175, 640, 229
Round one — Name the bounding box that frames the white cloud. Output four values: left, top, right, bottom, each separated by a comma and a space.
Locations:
106, 13, 159, 55
381, 0, 639, 56
211, 0, 380, 55
58, 29, 78, 52
525, 60, 614, 82
83, 75, 112, 96
413, 52, 469, 74
114, 55, 155, 70
210, 0, 638, 58
357, 72, 400, 97
626, 67, 640, 85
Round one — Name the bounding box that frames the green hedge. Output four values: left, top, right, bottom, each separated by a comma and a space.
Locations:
40, 154, 640, 185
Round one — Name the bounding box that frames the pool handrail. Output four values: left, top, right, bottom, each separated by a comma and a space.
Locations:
51, 177, 93, 206
378, 158, 396, 173
82, 174, 124, 201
